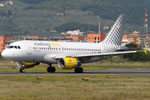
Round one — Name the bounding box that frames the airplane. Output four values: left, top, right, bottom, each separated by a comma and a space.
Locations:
1, 14, 136, 73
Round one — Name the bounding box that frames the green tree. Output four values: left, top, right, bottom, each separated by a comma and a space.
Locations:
123, 43, 150, 61
125, 42, 138, 49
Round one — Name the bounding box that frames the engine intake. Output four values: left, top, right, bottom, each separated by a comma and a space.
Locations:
58, 57, 78, 69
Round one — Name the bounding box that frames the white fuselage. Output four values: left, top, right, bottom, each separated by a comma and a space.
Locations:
2, 40, 123, 64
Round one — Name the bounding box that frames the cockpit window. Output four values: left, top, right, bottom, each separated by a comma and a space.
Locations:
18, 46, 21, 49
9, 46, 13, 48
8, 45, 21, 49
14, 46, 17, 49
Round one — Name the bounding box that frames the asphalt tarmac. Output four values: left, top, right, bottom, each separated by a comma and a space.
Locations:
0, 69, 150, 76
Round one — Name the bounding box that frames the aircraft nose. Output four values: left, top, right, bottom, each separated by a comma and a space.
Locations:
1, 49, 21, 61
1, 49, 12, 59
1, 50, 7, 58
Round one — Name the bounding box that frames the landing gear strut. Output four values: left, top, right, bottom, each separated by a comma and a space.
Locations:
74, 67, 83, 73
19, 68, 25, 73
47, 64, 56, 73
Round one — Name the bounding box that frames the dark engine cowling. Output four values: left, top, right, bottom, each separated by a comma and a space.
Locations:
58, 57, 78, 69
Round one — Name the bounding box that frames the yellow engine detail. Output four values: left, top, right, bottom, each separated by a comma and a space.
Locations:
58, 57, 79, 69
17, 62, 40, 68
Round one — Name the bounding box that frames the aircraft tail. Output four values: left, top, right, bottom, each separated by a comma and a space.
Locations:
102, 14, 126, 45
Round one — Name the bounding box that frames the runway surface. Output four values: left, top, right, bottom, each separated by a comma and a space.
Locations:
0, 69, 150, 76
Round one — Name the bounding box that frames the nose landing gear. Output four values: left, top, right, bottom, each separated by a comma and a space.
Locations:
19, 68, 25, 73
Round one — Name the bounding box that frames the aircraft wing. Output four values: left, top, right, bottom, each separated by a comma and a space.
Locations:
72, 51, 137, 58
54, 51, 137, 59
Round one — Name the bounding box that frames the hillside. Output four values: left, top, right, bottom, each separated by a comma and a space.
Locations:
0, 0, 149, 36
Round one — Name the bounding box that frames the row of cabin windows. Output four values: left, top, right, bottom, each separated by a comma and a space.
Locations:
9, 46, 21, 49
33, 47, 101, 51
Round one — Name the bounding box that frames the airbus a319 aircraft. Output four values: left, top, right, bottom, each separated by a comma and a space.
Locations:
2, 14, 136, 73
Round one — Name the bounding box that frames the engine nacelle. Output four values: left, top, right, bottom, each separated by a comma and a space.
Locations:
58, 57, 79, 69
17, 62, 40, 69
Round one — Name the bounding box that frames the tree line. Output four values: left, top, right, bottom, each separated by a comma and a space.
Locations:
123, 43, 150, 61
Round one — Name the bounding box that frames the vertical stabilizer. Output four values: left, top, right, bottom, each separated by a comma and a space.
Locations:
102, 14, 126, 45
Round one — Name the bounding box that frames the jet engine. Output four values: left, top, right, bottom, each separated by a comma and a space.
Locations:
17, 62, 40, 69
58, 57, 79, 69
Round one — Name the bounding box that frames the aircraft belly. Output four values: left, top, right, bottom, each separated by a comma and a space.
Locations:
79, 56, 111, 63
43, 54, 57, 64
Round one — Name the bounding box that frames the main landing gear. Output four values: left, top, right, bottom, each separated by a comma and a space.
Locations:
74, 67, 83, 73
47, 64, 56, 73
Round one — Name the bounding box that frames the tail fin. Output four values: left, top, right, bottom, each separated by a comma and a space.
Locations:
102, 14, 126, 45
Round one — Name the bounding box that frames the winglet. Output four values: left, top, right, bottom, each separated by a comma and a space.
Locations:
144, 49, 148, 54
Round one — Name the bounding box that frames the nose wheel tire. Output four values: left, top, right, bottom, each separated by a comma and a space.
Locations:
74, 67, 83, 73
19, 68, 25, 73
47, 67, 56, 73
